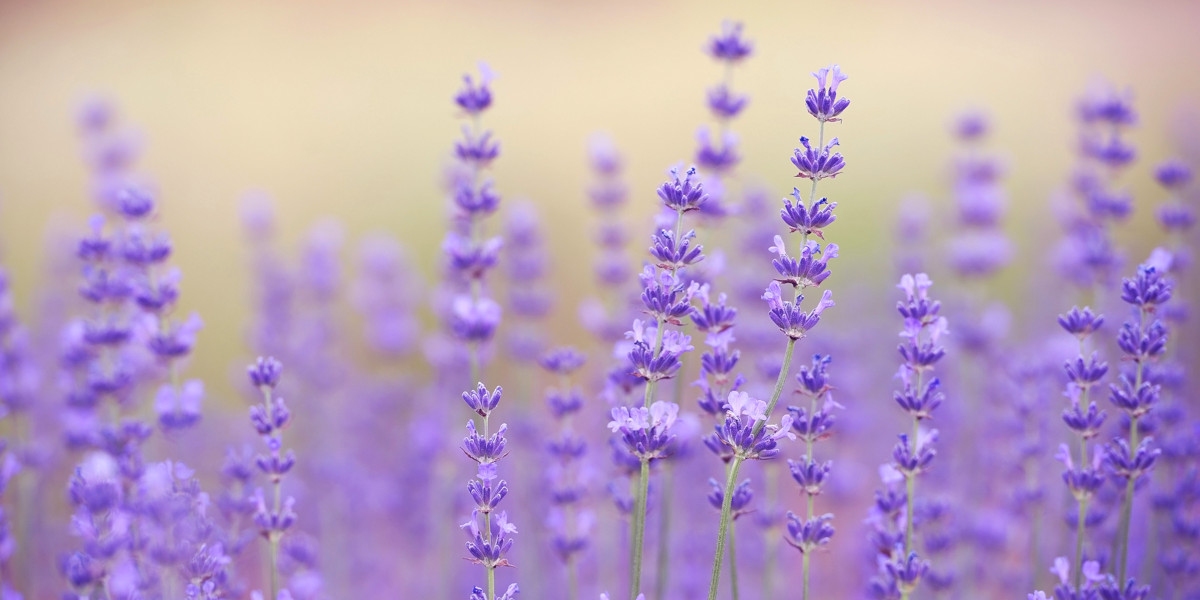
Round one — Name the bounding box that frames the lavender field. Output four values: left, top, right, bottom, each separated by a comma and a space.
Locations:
0, 2, 1199, 600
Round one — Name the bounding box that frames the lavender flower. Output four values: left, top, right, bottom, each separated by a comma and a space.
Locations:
247, 357, 297, 600
541, 347, 590, 599
462, 382, 516, 599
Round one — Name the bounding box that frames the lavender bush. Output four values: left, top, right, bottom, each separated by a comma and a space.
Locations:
0, 16, 1197, 600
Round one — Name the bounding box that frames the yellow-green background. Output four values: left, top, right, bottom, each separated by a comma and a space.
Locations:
1, 0, 1198, 402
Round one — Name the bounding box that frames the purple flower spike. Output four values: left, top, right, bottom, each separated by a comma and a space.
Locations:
656, 166, 708, 213
1058, 307, 1104, 338
706, 21, 753, 62
762, 281, 835, 340
248, 356, 283, 389
781, 188, 837, 238
784, 512, 835, 553
707, 84, 749, 119
806, 65, 851, 123
1155, 158, 1193, 190
707, 478, 754, 518
463, 383, 503, 417
455, 63, 495, 115
791, 137, 846, 181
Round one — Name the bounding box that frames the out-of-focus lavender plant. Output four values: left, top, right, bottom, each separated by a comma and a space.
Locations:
446, 63, 504, 383
1055, 304, 1108, 594
694, 20, 752, 219
541, 348, 590, 600
246, 357, 297, 599
580, 134, 634, 345
869, 273, 948, 600
505, 202, 553, 368
705, 63, 846, 600
946, 111, 1012, 280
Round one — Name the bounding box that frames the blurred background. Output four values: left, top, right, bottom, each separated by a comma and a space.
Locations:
2, 0, 1200, 402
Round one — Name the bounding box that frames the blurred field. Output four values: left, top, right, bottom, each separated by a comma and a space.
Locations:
1, 0, 1198, 405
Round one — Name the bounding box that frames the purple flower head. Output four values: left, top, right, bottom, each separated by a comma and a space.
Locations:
450, 296, 502, 343
454, 63, 495, 115
462, 383, 503, 418
1119, 264, 1172, 309
887, 552, 929, 593
248, 356, 283, 389
947, 231, 1013, 277
789, 457, 832, 496
695, 127, 741, 173
1078, 83, 1136, 127
806, 65, 850, 123
252, 489, 296, 534
707, 84, 749, 119
896, 273, 940, 322
706, 21, 752, 62
1107, 374, 1159, 418
1097, 579, 1150, 600
120, 228, 173, 266
1116, 319, 1167, 360
1104, 438, 1160, 484
454, 180, 502, 216
770, 236, 838, 289
791, 136, 846, 181
638, 266, 700, 324
1086, 188, 1133, 221
650, 228, 705, 272
539, 347, 586, 376
1058, 307, 1104, 338
1157, 202, 1195, 232
607, 401, 680, 460
135, 268, 181, 312
1155, 158, 1193, 190
1064, 353, 1109, 387
1056, 443, 1105, 499
795, 354, 833, 396
762, 281, 835, 340
707, 478, 754, 518
461, 509, 517, 568
463, 420, 509, 466
467, 477, 509, 512
788, 400, 838, 444
114, 187, 155, 220
1062, 391, 1107, 438
78, 214, 112, 262
893, 377, 943, 420
891, 429, 938, 476
149, 312, 203, 358
155, 380, 204, 432
1081, 134, 1136, 170
656, 166, 708, 213
714, 390, 796, 460
785, 512, 835, 553
952, 110, 989, 141
691, 287, 737, 334
781, 188, 837, 238
455, 128, 501, 167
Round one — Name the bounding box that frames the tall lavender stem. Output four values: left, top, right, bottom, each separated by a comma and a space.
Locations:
707, 62, 847, 600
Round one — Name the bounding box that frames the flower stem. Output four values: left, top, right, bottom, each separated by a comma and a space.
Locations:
630, 457, 651, 599
707, 456, 745, 600
1072, 388, 1091, 592
655, 448, 677, 600
728, 519, 740, 600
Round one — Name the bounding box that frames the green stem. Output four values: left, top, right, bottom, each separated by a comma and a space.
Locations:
629, 458, 651, 599
762, 465, 779, 600
707, 456, 745, 600
567, 557, 578, 600
1115, 309, 1148, 584
728, 519, 740, 600
655, 448, 676, 600
1072, 390, 1091, 592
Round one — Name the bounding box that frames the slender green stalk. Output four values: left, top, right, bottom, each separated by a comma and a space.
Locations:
567, 557, 578, 600
708, 338, 797, 600
629, 458, 651, 599
762, 465, 779, 600
1072, 395, 1091, 592
707, 456, 745, 600
728, 519, 740, 600
260, 383, 283, 600
655, 436, 678, 599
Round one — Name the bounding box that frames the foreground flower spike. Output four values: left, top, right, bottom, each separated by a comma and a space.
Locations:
707, 64, 848, 600
462, 382, 516, 600
541, 348, 590, 600
1055, 305, 1108, 594
619, 164, 707, 600
785, 354, 839, 600
248, 356, 297, 600
1108, 259, 1170, 587
870, 273, 949, 600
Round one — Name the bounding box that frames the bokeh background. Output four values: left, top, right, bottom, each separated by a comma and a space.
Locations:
2, 0, 1200, 404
